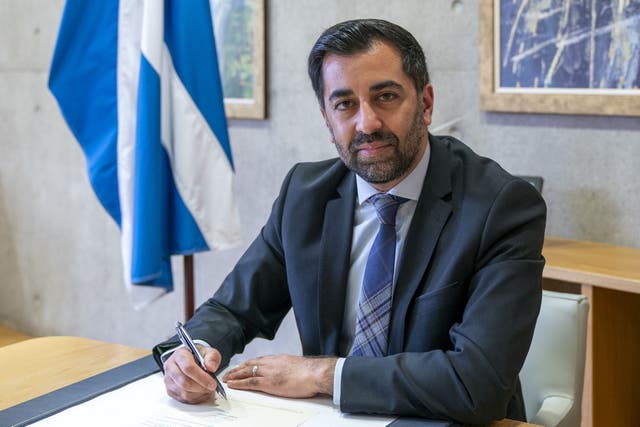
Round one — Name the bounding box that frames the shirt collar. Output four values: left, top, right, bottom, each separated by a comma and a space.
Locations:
356, 141, 431, 205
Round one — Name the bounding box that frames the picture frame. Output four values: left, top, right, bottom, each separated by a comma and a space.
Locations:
479, 0, 640, 116
213, 0, 266, 119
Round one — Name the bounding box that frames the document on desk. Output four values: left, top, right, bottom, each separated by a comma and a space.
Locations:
31, 372, 394, 426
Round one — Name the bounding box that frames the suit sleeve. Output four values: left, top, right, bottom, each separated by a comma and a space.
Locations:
153, 165, 298, 371
339, 179, 547, 424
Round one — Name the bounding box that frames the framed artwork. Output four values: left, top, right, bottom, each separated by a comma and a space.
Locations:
212, 0, 266, 119
479, 0, 640, 116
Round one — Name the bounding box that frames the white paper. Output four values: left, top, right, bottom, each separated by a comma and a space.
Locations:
31, 373, 394, 426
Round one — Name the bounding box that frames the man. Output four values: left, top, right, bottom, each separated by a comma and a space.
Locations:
154, 19, 546, 424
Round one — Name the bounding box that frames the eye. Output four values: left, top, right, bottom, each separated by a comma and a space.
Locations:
377, 92, 398, 102
334, 99, 355, 111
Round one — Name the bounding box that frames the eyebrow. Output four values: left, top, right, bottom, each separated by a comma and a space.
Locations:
327, 80, 404, 102
328, 88, 354, 102
369, 80, 404, 92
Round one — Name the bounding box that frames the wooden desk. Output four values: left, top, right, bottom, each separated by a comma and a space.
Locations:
0, 336, 538, 426
543, 237, 640, 427
0, 336, 148, 411
0, 325, 31, 347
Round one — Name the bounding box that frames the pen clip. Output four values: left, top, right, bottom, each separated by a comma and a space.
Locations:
175, 321, 206, 367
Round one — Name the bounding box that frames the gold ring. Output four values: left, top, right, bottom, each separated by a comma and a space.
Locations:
251, 365, 258, 377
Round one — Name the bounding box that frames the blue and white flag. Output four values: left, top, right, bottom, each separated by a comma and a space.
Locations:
49, 1, 241, 308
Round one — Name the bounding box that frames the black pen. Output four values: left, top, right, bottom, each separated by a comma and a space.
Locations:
175, 321, 227, 400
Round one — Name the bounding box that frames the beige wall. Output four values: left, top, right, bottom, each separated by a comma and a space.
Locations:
1, 0, 639, 361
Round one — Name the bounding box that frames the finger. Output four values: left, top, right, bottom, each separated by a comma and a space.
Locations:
235, 356, 265, 371
222, 364, 252, 381
171, 349, 217, 391
164, 359, 212, 393
199, 346, 223, 373
164, 372, 213, 404
225, 376, 265, 392
223, 363, 261, 381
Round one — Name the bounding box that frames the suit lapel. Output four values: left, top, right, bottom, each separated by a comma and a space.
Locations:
317, 172, 356, 356
388, 136, 453, 354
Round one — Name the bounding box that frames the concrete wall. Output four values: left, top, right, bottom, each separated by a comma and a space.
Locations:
1, 0, 639, 361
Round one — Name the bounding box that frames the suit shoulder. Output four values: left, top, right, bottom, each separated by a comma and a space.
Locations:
286, 158, 351, 193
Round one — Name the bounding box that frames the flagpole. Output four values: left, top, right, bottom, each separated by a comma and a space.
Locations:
184, 255, 195, 320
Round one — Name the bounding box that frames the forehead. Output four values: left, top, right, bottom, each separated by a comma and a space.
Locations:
321, 41, 410, 98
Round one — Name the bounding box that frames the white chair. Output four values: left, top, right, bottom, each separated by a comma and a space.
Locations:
520, 290, 589, 427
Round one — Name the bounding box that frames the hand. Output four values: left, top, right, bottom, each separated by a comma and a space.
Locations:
163, 345, 223, 404
222, 354, 337, 398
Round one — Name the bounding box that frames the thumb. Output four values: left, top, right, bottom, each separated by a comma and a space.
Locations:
202, 347, 222, 372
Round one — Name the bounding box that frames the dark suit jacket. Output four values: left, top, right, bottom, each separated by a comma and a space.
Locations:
154, 135, 547, 424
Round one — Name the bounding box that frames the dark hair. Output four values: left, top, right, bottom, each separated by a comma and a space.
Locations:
308, 19, 430, 107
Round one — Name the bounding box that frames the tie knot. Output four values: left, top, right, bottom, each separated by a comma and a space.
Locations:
369, 193, 409, 226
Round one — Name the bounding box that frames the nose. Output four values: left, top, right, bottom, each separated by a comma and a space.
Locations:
355, 102, 382, 135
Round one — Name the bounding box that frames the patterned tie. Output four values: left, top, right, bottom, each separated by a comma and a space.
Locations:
351, 193, 408, 357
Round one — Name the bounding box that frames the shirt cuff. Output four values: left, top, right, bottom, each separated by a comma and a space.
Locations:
332, 357, 346, 406
159, 339, 212, 364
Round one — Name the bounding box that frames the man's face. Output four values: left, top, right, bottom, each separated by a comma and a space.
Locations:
320, 41, 434, 191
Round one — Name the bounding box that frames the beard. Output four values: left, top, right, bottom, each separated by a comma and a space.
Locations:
331, 105, 427, 184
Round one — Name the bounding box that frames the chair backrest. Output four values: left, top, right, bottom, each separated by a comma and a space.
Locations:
520, 290, 589, 427
517, 175, 544, 193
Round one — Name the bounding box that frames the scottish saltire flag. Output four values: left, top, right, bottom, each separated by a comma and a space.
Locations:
48, 1, 241, 308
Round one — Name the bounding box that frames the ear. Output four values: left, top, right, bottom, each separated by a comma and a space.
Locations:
420, 84, 435, 126
320, 106, 328, 124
